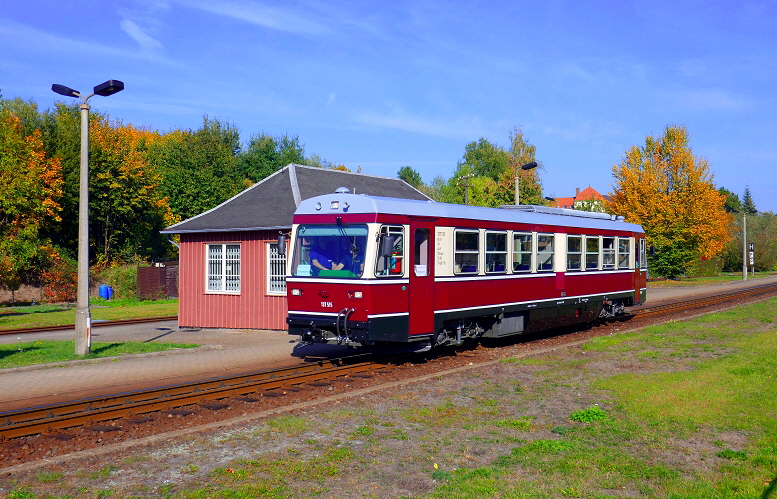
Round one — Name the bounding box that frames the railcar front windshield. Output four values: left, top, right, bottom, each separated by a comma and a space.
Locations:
291, 224, 368, 278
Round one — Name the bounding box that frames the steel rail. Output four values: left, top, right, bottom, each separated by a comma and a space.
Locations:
0, 316, 179, 336
0, 355, 383, 441
633, 282, 777, 317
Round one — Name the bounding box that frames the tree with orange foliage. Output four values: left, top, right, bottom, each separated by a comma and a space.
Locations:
0, 109, 63, 294
89, 116, 176, 265
609, 125, 729, 278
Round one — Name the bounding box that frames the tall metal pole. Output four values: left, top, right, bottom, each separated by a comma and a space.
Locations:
514, 173, 520, 205
52, 80, 123, 356
75, 102, 92, 355
742, 213, 747, 282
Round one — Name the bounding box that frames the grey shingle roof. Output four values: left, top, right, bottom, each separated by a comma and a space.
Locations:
161, 164, 430, 233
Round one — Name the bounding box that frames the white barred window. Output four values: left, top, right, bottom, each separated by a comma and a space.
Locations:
267, 242, 287, 295
207, 244, 241, 293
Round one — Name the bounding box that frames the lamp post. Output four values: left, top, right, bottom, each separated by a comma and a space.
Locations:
730, 208, 757, 281
457, 173, 475, 205
51, 80, 124, 355
515, 161, 538, 205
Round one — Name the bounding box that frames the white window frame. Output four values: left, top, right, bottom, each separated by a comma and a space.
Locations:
567, 235, 583, 271
618, 237, 631, 269
585, 236, 601, 270
454, 229, 480, 275
602, 237, 616, 270
512, 231, 533, 273
206, 243, 241, 294
536, 233, 555, 272
485, 231, 508, 274
267, 241, 287, 295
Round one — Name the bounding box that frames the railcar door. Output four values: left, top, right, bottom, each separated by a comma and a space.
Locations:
408, 219, 436, 336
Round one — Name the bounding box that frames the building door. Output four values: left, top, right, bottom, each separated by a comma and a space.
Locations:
408, 219, 435, 336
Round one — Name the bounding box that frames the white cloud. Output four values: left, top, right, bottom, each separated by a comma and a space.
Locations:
355, 106, 489, 141
120, 19, 163, 51
179, 0, 331, 36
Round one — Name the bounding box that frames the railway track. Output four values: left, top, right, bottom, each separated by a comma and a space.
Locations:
633, 281, 777, 318
2, 282, 777, 468
0, 315, 178, 336
0, 353, 388, 442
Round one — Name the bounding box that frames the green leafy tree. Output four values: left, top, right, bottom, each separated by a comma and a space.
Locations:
0, 109, 63, 293
494, 126, 544, 206
397, 166, 423, 189
237, 132, 306, 183
718, 187, 742, 213
609, 125, 729, 278
39, 102, 84, 254
742, 186, 756, 213
150, 116, 245, 221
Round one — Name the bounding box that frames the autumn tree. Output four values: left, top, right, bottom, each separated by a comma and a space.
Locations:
88, 115, 175, 264
0, 109, 63, 293
493, 126, 544, 206
609, 125, 729, 278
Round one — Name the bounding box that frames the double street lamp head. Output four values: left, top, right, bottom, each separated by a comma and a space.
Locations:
521, 161, 538, 171
51, 80, 124, 99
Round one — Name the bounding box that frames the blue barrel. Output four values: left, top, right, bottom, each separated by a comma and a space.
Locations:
99, 284, 109, 300
107, 286, 114, 300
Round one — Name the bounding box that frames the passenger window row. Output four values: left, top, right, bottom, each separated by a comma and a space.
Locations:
453, 230, 635, 276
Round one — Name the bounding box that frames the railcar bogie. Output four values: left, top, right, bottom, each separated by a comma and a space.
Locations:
285, 192, 647, 349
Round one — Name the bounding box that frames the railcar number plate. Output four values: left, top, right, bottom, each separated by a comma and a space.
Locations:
321, 301, 333, 308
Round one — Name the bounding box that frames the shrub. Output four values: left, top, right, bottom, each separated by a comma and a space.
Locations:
41, 253, 77, 303
101, 264, 139, 300
569, 405, 608, 423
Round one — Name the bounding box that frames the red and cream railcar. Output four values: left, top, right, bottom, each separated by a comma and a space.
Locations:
286, 191, 647, 348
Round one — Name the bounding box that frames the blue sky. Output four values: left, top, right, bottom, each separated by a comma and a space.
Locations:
2, 1, 776, 211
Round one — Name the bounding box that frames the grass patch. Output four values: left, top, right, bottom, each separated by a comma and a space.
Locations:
0, 339, 197, 369
6, 298, 777, 499
0, 299, 178, 330
569, 405, 608, 423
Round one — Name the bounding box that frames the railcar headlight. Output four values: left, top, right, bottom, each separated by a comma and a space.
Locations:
349, 291, 363, 299
291, 288, 302, 296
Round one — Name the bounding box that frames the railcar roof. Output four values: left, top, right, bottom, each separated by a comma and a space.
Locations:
295, 193, 644, 233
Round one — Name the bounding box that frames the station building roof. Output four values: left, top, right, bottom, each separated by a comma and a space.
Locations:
161, 164, 430, 234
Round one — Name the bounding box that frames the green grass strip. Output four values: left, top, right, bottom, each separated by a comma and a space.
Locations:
0, 339, 197, 369
0, 300, 178, 330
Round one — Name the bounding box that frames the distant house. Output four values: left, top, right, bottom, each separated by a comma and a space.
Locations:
550, 186, 610, 212
161, 164, 430, 330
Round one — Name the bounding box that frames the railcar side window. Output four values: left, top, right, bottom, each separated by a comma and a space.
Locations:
639, 238, 647, 269
485, 232, 507, 273
375, 225, 404, 277
567, 235, 582, 271
618, 238, 631, 269
536, 234, 554, 272
513, 232, 532, 272
454, 230, 479, 274
602, 237, 616, 269
414, 228, 431, 277
585, 236, 600, 270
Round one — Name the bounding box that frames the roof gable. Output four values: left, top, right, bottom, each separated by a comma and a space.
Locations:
162, 164, 430, 233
